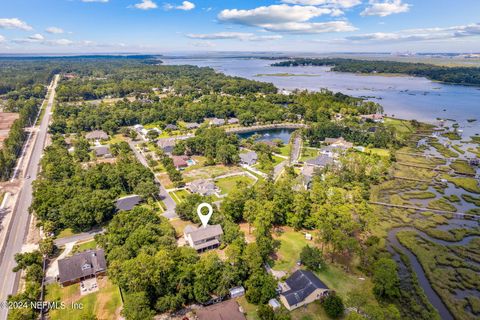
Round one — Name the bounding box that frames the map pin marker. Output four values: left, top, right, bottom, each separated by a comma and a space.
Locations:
197, 203, 213, 228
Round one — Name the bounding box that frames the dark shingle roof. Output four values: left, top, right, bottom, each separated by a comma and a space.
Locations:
115, 195, 142, 211
58, 249, 106, 284
281, 270, 328, 306
196, 300, 246, 320
305, 155, 334, 167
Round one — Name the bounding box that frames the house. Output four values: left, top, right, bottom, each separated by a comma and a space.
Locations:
115, 194, 142, 211
228, 118, 239, 124
300, 165, 316, 189
171, 155, 189, 169
184, 224, 223, 253
239, 151, 258, 166
208, 118, 226, 126
185, 122, 200, 130
85, 130, 108, 141
165, 124, 178, 130
229, 286, 245, 298
57, 249, 107, 286
279, 270, 330, 311
323, 137, 353, 149
92, 145, 111, 158
134, 124, 144, 133
360, 114, 384, 123
305, 155, 334, 168
157, 138, 177, 154
186, 179, 219, 196
195, 300, 246, 320
269, 298, 281, 310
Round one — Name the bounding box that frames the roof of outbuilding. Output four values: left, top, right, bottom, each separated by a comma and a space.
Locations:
281, 270, 329, 307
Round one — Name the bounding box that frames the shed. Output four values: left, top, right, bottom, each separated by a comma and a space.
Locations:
229, 286, 245, 298
269, 298, 281, 310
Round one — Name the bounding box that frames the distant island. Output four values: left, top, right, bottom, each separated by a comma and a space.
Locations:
272, 58, 480, 86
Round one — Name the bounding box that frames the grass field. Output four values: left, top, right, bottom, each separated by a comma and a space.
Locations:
272, 230, 310, 271
441, 174, 480, 193
46, 277, 122, 320
277, 144, 291, 157
215, 175, 255, 194
366, 148, 391, 157
72, 240, 97, 254
57, 228, 76, 239
299, 147, 319, 161
169, 218, 192, 238
170, 189, 190, 204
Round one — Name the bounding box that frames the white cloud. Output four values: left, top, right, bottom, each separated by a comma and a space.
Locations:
345, 23, 480, 43
187, 32, 282, 41
190, 41, 215, 47
281, 0, 361, 8
361, 0, 410, 17
46, 27, 64, 34
0, 18, 33, 30
81, 0, 109, 2
164, 1, 195, 11
45, 38, 74, 46
28, 34, 44, 41
218, 5, 356, 34
134, 0, 158, 10
0, 35, 5, 42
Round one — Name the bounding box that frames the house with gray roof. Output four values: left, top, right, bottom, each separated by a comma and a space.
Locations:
185, 122, 200, 129
239, 151, 258, 166
228, 117, 239, 124
165, 124, 178, 130
186, 179, 219, 196
184, 224, 223, 253
208, 117, 226, 126
157, 138, 177, 154
85, 130, 108, 141
92, 145, 111, 158
305, 154, 334, 168
115, 194, 142, 211
280, 270, 329, 311
57, 249, 107, 286
323, 137, 353, 149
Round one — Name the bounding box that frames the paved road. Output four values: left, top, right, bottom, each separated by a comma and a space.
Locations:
53, 228, 104, 247
127, 140, 178, 219
290, 135, 302, 164
0, 75, 59, 319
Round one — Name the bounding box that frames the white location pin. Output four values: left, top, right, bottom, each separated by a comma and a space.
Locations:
197, 203, 213, 228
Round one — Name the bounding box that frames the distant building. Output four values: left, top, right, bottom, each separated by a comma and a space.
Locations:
323, 137, 353, 149
57, 249, 106, 286
171, 155, 189, 169
360, 114, 384, 123
228, 118, 239, 124
157, 138, 177, 154
115, 194, 142, 211
185, 122, 200, 129
239, 151, 258, 166
184, 224, 223, 253
208, 118, 226, 126
92, 145, 111, 158
280, 270, 330, 311
186, 179, 219, 196
195, 300, 246, 320
229, 286, 245, 298
165, 124, 178, 130
85, 130, 108, 141
305, 155, 334, 168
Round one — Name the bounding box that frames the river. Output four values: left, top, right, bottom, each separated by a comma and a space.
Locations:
162, 57, 480, 137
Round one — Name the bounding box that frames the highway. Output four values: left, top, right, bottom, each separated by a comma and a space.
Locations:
0, 75, 59, 320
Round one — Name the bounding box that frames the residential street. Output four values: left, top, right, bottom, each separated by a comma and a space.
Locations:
0, 75, 59, 320
127, 140, 178, 219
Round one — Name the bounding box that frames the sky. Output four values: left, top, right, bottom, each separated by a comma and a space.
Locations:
1, 0, 480, 54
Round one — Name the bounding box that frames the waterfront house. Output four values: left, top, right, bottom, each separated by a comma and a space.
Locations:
228, 118, 239, 124
184, 224, 223, 253
239, 151, 258, 166
57, 249, 106, 286
208, 118, 226, 126
279, 270, 330, 311
359, 114, 384, 123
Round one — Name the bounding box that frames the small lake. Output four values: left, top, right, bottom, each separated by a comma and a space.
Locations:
162, 57, 480, 137
237, 128, 294, 144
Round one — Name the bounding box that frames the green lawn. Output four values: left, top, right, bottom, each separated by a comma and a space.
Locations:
366, 148, 391, 157
101, 134, 124, 145
46, 278, 122, 320
57, 228, 76, 239
72, 240, 97, 254
299, 148, 319, 161
215, 175, 255, 194
277, 144, 291, 157
384, 118, 415, 135
272, 230, 310, 271
170, 189, 190, 204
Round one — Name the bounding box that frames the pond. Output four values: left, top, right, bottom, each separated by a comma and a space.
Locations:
236, 128, 295, 144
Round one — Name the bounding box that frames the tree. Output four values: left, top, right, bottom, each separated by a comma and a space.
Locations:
39, 237, 55, 257
300, 245, 325, 271
245, 271, 277, 304
323, 294, 344, 318
122, 292, 155, 320
257, 304, 275, 320
146, 130, 159, 141
372, 258, 400, 299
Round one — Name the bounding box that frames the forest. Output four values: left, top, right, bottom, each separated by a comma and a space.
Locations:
272, 58, 480, 86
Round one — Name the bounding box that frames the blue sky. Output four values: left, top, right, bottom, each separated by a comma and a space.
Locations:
1, 0, 479, 53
